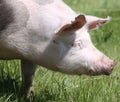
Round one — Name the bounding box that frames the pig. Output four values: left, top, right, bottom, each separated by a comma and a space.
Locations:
0, 0, 116, 97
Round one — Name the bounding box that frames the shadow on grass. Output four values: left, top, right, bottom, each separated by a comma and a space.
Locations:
0, 74, 20, 100
0, 75, 34, 102
0, 71, 60, 102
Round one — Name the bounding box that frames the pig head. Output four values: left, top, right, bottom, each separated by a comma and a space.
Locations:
0, 0, 116, 97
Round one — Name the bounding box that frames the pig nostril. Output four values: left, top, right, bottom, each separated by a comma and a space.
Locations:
111, 66, 113, 71
111, 64, 114, 68
110, 60, 116, 70
110, 64, 114, 71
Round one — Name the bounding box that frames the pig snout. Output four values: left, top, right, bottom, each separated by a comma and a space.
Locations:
88, 57, 116, 76
101, 59, 116, 75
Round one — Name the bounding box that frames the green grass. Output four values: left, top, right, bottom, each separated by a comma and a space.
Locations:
0, 0, 120, 102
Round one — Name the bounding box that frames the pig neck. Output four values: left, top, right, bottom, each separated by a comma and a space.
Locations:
28, 0, 77, 68
0, 0, 78, 68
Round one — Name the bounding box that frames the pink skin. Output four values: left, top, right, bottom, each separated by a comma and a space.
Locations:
52, 14, 116, 76
0, 0, 116, 97
54, 38, 116, 76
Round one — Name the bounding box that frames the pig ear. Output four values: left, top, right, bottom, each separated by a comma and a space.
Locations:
55, 15, 86, 35
86, 16, 111, 30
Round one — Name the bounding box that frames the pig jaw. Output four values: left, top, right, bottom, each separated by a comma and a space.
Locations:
57, 57, 116, 76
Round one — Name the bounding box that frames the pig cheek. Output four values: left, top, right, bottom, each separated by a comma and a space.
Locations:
76, 49, 103, 75
57, 53, 90, 75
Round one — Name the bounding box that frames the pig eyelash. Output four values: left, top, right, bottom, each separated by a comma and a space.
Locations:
72, 40, 84, 49
78, 40, 84, 49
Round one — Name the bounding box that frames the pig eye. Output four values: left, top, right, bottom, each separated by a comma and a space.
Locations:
53, 40, 59, 45
72, 40, 84, 49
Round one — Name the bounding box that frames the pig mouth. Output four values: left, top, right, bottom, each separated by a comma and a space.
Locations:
87, 67, 114, 76
87, 70, 111, 76
101, 67, 114, 75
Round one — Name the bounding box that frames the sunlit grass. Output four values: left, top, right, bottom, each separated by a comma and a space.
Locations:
0, 0, 120, 102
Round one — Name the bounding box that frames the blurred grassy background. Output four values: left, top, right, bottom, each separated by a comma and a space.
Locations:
0, 0, 120, 102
